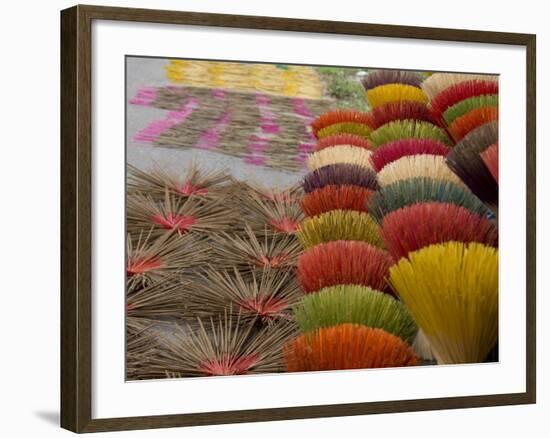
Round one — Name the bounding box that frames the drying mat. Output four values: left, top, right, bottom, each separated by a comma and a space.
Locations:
130, 85, 334, 172
165, 60, 325, 99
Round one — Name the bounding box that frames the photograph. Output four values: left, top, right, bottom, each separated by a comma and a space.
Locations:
1, 0, 542, 435
125, 57, 499, 379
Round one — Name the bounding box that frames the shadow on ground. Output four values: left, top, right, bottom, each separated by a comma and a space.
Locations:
34, 411, 59, 427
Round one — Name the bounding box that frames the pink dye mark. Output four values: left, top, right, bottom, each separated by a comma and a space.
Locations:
133, 120, 170, 142
175, 182, 208, 196
129, 86, 157, 106
291, 98, 316, 167
211, 89, 226, 99
256, 96, 279, 133
245, 136, 269, 165
255, 94, 270, 106
270, 216, 298, 233
248, 142, 268, 153
296, 152, 310, 165
151, 213, 196, 232
127, 257, 163, 276
133, 98, 199, 143
261, 122, 280, 134
199, 354, 259, 376
196, 131, 219, 149
195, 111, 232, 150
292, 98, 315, 118
298, 143, 315, 152
261, 108, 275, 119
241, 94, 281, 166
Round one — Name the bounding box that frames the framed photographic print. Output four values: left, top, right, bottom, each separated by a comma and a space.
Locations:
60, 4, 536, 433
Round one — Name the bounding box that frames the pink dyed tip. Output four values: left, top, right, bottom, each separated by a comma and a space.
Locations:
198, 354, 259, 376
270, 217, 299, 233
238, 296, 289, 317
127, 257, 163, 275
151, 213, 196, 232
175, 182, 208, 196
261, 123, 280, 134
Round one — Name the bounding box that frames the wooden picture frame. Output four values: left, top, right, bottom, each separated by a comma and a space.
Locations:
61, 4, 536, 433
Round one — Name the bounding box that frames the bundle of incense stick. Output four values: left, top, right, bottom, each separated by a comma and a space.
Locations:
165, 60, 325, 99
